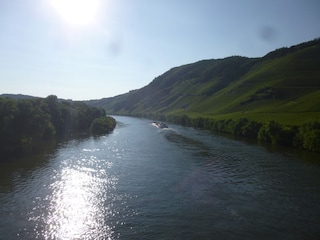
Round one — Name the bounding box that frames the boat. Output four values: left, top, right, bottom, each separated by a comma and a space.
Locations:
152, 121, 168, 129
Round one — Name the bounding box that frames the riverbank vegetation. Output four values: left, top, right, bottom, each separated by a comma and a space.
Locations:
0, 95, 115, 157
86, 39, 320, 152
154, 114, 320, 152
124, 112, 320, 152
91, 116, 116, 135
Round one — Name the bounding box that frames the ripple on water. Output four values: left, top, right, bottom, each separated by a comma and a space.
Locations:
26, 143, 134, 240
2, 117, 320, 239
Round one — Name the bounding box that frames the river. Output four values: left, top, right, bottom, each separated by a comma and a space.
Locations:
1, 116, 320, 240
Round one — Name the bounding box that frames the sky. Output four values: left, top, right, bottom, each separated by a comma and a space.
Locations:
0, 0, 319, 100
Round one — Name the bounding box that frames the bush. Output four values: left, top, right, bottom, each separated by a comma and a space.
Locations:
258, 120, 282, 144
149, 113, 320, 152
233, 118, 249, 136
241, 120, 262, 139
295, 120, 320, 152
302, 130, 320, 152
277, 126, 298, 147
90, 116, 116, 135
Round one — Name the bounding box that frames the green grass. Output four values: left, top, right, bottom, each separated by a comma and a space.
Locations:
90, 39, 320, 127
167, 109, 320, 126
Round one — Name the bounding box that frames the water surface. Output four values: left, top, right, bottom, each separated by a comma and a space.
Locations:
1, 116, 320, 239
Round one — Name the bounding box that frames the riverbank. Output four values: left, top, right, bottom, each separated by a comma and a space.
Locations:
0, 96, 116, 161
1, 116, 320, 239
127, 113, 320, 153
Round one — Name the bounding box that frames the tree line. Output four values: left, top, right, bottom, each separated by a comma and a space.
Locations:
0, 95, 115, 155
134, 113, 320, 153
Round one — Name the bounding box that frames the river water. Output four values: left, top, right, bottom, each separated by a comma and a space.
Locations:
1, 116, 320, 240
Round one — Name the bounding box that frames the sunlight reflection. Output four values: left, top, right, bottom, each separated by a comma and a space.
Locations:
44, 166, 114, 239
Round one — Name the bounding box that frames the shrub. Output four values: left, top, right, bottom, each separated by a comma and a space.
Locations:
90, 116, 116, 135
277, 125, 298, 147
241, 120, 263, 139
302, 130, 320, 152
296, 120, 320, 152
233, 118, 249, 136
258, 120, 282, 144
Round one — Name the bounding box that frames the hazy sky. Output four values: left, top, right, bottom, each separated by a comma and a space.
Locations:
1, 0, 319, 100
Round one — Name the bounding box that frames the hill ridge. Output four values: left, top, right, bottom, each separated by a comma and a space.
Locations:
86, 39, 320, 125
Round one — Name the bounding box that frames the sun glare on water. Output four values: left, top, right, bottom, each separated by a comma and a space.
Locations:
49, 0, 101, 26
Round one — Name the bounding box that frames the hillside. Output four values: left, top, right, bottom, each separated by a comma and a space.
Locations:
87, 39, 320, 126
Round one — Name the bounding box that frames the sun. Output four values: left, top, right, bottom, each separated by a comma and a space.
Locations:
50, 0, 101, 26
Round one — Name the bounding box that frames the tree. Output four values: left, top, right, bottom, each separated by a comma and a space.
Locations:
90, 116, 116, 135
241, 120, 262, 139
296, 120, 320, 152
258, 120, 282, 144
233, 118, 249, 136
0, 96, 108, 157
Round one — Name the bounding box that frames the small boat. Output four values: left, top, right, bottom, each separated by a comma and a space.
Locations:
152, 121, 168, 129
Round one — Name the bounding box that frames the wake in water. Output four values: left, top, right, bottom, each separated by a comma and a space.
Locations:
2, 116, 320, 239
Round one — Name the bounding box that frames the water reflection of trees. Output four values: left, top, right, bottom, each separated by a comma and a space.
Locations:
0, 95, 106, 158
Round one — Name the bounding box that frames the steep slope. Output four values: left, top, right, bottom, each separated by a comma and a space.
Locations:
186, 40, 320, 123
87, 39, 320, 126
88, 56, 258, 114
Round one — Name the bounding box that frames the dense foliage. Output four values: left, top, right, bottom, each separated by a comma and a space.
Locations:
0, 95, 109, 154
155, 114, 320, 152
90, 116, 116, 135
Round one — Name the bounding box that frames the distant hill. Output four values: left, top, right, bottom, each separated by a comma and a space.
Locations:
0, 94, 39, 100
86, 38, 320, 126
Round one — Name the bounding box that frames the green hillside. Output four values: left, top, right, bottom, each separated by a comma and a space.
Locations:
88, 39, 320, 125
86, 39, 320, 151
